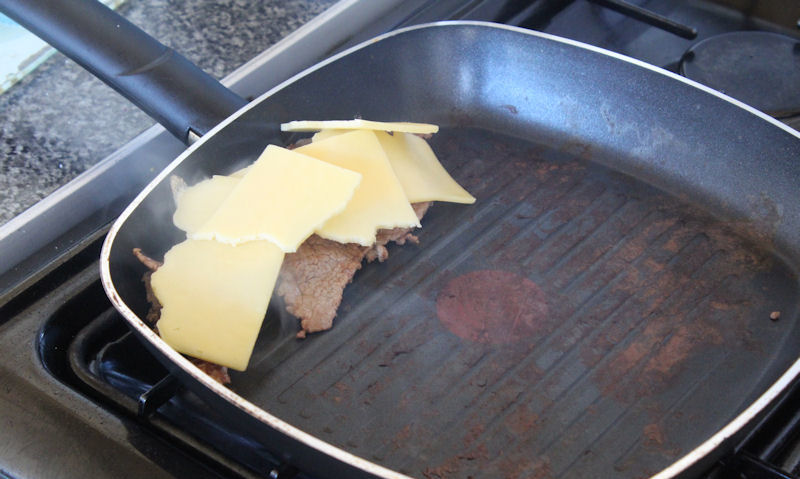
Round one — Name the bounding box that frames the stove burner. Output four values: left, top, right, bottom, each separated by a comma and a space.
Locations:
679, 31, 800, 117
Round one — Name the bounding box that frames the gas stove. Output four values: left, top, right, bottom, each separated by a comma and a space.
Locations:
2, 1, 799, 478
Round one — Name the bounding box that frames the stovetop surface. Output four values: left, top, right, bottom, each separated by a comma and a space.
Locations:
2, 1, 800, 478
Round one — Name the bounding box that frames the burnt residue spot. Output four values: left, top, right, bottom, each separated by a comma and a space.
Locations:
436, 270, 549, 344
578, 198, 790, 408
502, 104, 519, 114
643, 423, 666, 447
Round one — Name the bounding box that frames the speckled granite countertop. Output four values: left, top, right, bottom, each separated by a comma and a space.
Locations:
0, 0, 336, 226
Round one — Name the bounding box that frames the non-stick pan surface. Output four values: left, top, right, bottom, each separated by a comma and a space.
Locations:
97, 23, 800, 479
7, 3, 800, 477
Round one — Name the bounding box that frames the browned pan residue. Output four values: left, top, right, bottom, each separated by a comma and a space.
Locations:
436, 270, 550, 344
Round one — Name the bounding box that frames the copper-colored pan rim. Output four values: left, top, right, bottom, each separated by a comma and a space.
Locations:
99, 21, 800, 479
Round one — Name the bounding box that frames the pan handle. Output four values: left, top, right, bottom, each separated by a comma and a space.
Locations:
0, 0, 248, 145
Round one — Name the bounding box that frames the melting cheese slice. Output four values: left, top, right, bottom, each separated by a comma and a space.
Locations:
173, 175, 240, 233
296, 130, 420, 245
151, 239, 284, 371
191, 145, 361, 252
281, 119, 438, 135
313, 130, 476, 204
375, 131, 475, 204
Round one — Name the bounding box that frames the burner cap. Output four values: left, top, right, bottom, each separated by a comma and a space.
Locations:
680, 31, 800, 117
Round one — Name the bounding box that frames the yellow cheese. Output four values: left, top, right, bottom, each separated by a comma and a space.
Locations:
190, 145, 362, 252
172, 175, 240, 233
151, 239, 284, 371
296, 130, 420, 246
313, 130, 476, 204
281, 119, 438, 135
374, 131, 475, 204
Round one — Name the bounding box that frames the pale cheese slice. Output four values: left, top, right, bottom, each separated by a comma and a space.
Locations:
282, 119, 438, 135
173, 175, 240, 233
296, 130, 420, 245
190, 145, 362, 252
151, 239, 284, 371
312, 130, 476, 204
374, 131, 475, 204
310, 129, 342, 143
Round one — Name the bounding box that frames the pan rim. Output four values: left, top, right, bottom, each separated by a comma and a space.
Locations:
99, 20, 800, 479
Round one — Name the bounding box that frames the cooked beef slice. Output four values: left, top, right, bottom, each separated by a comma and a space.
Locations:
132, 247, 231, 385
141, 270, 164, 326
366, 201, 431, 262
278, 202, 432, 337
276, 235, 368, 338
190, 357, 231, 384
133, 247, 163, 271
133, 248, 163, 326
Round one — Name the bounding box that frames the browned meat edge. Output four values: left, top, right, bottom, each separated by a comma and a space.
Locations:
277, 201, 431, 338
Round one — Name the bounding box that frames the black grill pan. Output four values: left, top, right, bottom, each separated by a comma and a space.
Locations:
101, 25, 800, 478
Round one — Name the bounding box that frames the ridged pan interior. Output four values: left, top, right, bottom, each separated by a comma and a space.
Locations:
101, 23, 800, 479
232, 128, 799, 479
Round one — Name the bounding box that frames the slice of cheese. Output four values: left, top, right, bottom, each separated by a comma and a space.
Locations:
310, 129, 343, 143
190, 144, 362, 252
173, 175, 241, 233
281, 119, 438, 135
151, 239, 284, 371
374, 131, 475, 204
296, 130, 420, 245
313, 130, 476, 204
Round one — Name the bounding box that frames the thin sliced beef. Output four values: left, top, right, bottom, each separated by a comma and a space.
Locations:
365, 201, 431, 262
133, 248, 163, 326
278, 201, 432, 337
170, 175, 188, 199
276, 236, 367, 338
